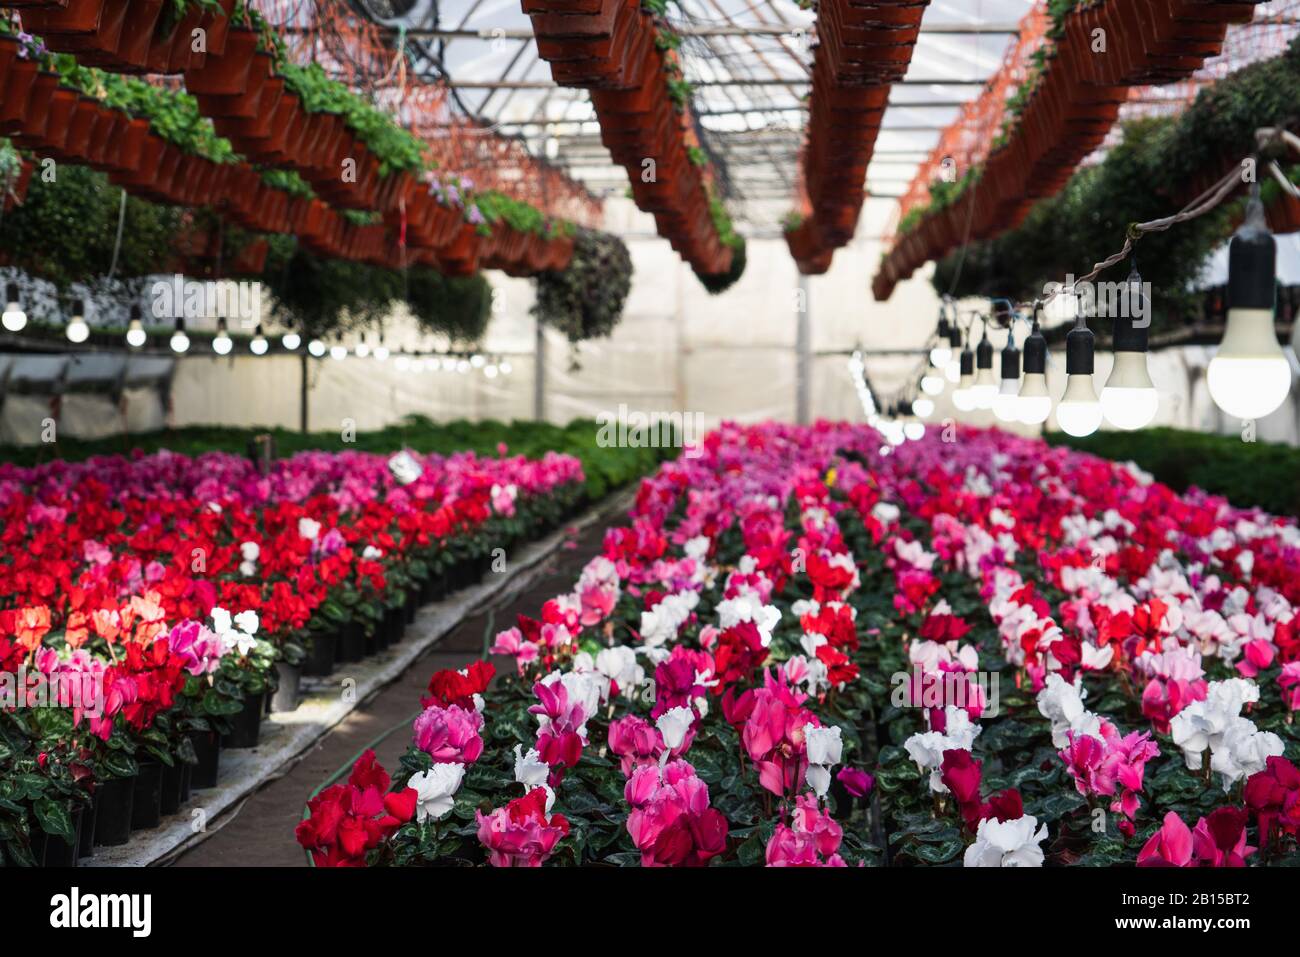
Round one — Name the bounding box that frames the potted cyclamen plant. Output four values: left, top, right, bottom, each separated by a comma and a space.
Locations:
210, 609, 276, 749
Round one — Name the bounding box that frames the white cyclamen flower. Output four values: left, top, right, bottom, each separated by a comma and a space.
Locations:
1208, 717, 1284, 790
408, 763, 464, 822
298, 517, 321, 541
513, 745, 550, 790
963, 815, 1049, 868
656, 706, 695, 751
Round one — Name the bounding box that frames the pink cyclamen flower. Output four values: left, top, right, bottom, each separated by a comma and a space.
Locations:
836, 766, 874, 798
475, 788, 569, 867
1235, 639, 1276, 679
1279, 662, 1300, 712
607, 715, 666, 777
412, 703, 484, 765
766, 794, 847, 867
742, 670, 818, 797
1137, 811, 1194, 867
529, 680, 588, 773
624, 760, 728, 867
489, 626, 540, 675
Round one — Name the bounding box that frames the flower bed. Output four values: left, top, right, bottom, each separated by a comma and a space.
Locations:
299, 422, 1300, 866
0, 442, 592, 865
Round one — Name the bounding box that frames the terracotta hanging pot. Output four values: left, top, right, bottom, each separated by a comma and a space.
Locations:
0, 58, 40, 132
20, 0, 113, 37
58, 96, 101, 161
21, 86, 78, 153
184, 25, 259, 95
105, 0, 165, 69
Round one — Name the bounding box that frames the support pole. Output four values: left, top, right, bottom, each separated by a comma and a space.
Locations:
796, 273, 811, 425
534, 316, 546, 422
299, 352, 309, 433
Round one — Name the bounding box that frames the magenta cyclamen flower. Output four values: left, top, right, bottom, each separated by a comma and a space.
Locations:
529, 680, 587, 773
475, 788, 569, 867
413, 703, 484, 765
166, 619, 225, 676
766, 795, 847, 867
624, 760, 728, 867
607, 715, 666, 777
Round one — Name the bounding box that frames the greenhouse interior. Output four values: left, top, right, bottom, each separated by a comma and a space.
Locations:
2, 0, 1300, 918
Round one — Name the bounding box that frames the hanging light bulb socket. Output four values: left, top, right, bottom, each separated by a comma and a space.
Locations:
972, 332, 997, 409
65, 298, 89, 344
2, 282, 26, 332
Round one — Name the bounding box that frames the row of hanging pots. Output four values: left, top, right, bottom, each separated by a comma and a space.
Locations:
871, 0, 1255, 301
791, 0, 923, 273
816, 0, 927, 87
18, 0, 237, 75
528, 0, 655, 89
525, 0, 733, 278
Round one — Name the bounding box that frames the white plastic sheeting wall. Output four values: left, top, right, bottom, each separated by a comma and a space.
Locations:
2, 197, 1298, 446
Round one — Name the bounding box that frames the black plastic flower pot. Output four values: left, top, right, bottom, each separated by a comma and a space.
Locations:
179, 762, 193, 804
404, 589, 419, 624
337, 621, 366, 663
160, 760, 185, 815
270, 661, 301, 713
222, 691, 265, 749
419, 574, 437, 603
365, 626, 381, 657
188, 729, 221, 788
78, 795, 97, 859
130, 760, 164, 831
301, 631, 337, 677
386, 606, 405, 644
93, 776, 135, 847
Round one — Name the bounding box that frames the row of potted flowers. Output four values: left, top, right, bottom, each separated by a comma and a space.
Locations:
785, 0, 926, 275
0, 444, 588, 866
295, 420, 1299, 866
872, 0, 1257, 301
524, 0, 739, 281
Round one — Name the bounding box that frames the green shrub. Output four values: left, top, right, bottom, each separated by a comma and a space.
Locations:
1045, 427, 1300, 518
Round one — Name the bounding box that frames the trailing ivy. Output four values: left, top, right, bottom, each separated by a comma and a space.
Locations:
407, 269, 491, 343
533, 229, 633, 342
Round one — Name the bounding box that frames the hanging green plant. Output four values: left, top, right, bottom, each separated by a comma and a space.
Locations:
0, 165, 188, 294
533, 229, 633, 342
407, 269, 491, 343
260, 239, 403, 339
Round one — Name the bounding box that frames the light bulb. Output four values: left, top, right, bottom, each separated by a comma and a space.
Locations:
308, 339, 326, 357
1206, 193, 1291, 420
249, 325, 269, 355
993, 381, 1020, 422
912, 396, 934, 418
470, 353, 486, 369
1100, 265, 1159, 430
395, 355, 411, 371
921, 373, 944, 396
945, 359, 961, 383
355, 341, 370, 358
330, 345, 347, 360
126, 314, 147, 348
929, 344, 952, 368
212, 317, 233, 355
500, 360, 513, 375
1055, 322, 1100, 436
952, 349, 976, 411
2, 283, 26, 332
484, 364, 499, 379
65, 300, 89, 343
374, 345, 390, 361
441, 357, 457, 372
1045, 283, 1080, 324
457, 359, 470, 374
1057, 375, 1103, 436
282, 332, 301, 350
170, 319, 190, 354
